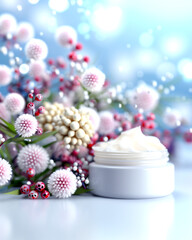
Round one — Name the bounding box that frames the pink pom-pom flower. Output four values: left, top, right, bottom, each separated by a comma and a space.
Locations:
15, 114, 38, 137
81, 67, 105, 92
17, 144, 49, 174
0, 65, 12, 86
16, 22, 34, 43
98, 111, 116, 135
55, 26, 77, 48
0, 103, 11, 122
25, 38, 48, 60
48, 169, 77, 198
0, 14, 17, 35
4, 93, 25, 115
29, 60, 46, 78
0, 158, 12, 186
128, 83, 159, 112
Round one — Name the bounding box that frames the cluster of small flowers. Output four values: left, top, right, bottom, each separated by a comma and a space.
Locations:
70, 162, 89, 188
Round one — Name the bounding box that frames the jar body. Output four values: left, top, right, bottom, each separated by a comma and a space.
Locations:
89, 162, 174, 199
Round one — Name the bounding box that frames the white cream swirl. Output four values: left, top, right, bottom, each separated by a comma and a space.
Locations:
93, 127, 169, 166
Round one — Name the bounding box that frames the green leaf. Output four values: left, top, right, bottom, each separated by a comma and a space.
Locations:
42, 141, 57, 148
0, 125, 15, 137
0, 147, 5, 159
30, 130, 58, 144
74, 187, 91, 195
0, 117, 16, 133
4, 189, 20, 195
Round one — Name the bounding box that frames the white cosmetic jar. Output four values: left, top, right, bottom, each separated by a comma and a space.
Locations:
89, 150, 174, 199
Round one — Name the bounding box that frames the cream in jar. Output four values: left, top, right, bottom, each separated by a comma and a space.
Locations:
89, 127, 174, 198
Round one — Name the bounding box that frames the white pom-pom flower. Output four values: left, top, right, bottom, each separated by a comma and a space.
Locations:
81, 67, 105, 92
17, 144, 49, 174
0, 14, 17, 35
0, 158, 12, 186
16, 22, 34, 43
15, 114, 38, 137
25, 38, 48, 60
29, 60, 46, 77
4, 93, 25, 115
55, 26, 77, 47
0, 103, 11, 122
128, 83, 159, 111
48, 169, 77, 198
0, 65, 12, 86
98, 111, 116, 135
163, 108, 182, 128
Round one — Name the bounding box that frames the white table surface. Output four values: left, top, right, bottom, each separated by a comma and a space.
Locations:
0, 166, 192, 240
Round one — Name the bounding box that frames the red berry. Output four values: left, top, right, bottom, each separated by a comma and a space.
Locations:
35, 111, 40, 116
59, 77, 64, 82
35, 94, 43, 101
48, 59, 54, 65
26, 168, 35, 178
75, 43, 83, 50
148, 121, 155, 129
122, 121, 131, 131
134, 113, 144, 122
28, 190, 39, 199
35, 182, 46, 192
28, 93, 33, 98
34, 76, 41, 82
14, 68, 20, 74
27, 102, 35, 110
184, 131, 192, 143
59, 86, 65, 91
41, 190, 50, 199
87, 142, 94, 149
68, 52, 77, 61
38, 106, 45, 114
147, 113, 155, 121
20, 184, 30, 194
83, 56, 90, 63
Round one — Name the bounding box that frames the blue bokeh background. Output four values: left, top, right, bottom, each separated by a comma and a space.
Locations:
0, 0, 192, 98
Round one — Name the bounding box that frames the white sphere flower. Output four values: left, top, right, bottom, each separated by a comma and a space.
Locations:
48, 169, 77, 198
128, 83, 159, 111
98, 111, 116, 135
0, 14, 17, 35
80, 106, 100, 131
15, 114, 38, 137
0, 103, 11, 122
0, 158, 12, 186
81, 67, 105, 92
55, 26, 77, 47
29, 60, 46, 77
0, 65, 12, 86
17, 144, 49, 174
16, 22, 34, 43
163, 108, 182, 128
4, 93, 25, 115
25, 38, 48, 60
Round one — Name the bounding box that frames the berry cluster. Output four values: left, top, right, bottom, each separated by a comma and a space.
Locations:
20, 168, 50, 199
134, 113, 156, 130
